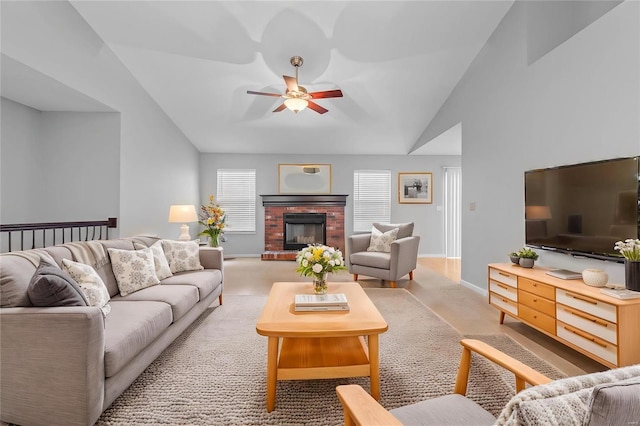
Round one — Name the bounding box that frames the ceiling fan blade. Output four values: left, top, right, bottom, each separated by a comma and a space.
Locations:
308, 89, 343, 99
247, 90, 282, 97
307, 101, 328, 114
273, 103, 287, 113
283, 75, 298, 92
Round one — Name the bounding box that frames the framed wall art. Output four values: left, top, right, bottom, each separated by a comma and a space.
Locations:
398, 172, 432, 204
278, 164, 332, 194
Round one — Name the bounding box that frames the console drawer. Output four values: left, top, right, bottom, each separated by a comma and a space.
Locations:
519, 290, 555, 317
490, 280, 517, 302
489, 268, 517, 288
490, 292, 518, 316
556, 304, 617, 344
519, 304, 555, 335
557, 321, 618, 365
556, 289, 616, 323
519, 278, 555, 300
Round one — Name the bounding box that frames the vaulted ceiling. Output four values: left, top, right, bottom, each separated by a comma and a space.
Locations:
1, 1, 513, 155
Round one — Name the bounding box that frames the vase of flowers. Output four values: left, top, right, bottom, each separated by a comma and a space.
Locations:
614, 239, 640, 291
295, 244, 346, 294
198, 195, 226, 247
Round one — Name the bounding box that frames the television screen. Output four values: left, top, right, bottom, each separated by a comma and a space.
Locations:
525, 157, 639, 261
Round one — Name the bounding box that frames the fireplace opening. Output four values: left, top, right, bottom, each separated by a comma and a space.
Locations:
283, 213, 326, 250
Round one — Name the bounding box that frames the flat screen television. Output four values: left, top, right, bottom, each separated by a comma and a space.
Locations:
524, 157, 639, 262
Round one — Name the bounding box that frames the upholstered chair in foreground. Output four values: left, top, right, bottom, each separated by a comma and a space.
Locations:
347, 222, 420, 288
337, 339, 640, 426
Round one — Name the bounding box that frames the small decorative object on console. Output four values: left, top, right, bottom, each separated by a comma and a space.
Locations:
614, 239, 640, 291
517, 247, 539, 268
198, 195, 226, 247
509, 252, 520, 265
582, 268, 609, 287
295, 244, 346, 294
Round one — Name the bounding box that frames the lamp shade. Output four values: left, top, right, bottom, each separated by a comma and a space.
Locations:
525, 205, 552, 220
168, 205, 198, 223
284, 98, 308, 113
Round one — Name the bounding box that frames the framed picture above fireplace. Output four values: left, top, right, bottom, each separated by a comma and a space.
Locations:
278, 164, 332, 194
398, 172, 432, 204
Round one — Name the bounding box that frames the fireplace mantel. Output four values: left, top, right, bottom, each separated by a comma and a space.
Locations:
260, 194, 348, 207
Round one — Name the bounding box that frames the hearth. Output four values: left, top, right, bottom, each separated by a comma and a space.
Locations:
283, 213, 326, 250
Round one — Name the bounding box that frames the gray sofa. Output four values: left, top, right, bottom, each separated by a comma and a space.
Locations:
0, 236, 223, 426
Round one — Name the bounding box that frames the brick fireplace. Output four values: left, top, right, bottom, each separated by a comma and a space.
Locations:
261, 194, 348, 260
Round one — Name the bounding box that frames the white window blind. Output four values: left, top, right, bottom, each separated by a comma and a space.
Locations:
216, 169, 256, 232
353, 170, 391, 232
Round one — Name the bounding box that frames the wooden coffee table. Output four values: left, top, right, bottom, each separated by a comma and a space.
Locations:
256, 281, 388, 412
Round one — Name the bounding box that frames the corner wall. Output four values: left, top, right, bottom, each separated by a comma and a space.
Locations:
418, 1, 639, 288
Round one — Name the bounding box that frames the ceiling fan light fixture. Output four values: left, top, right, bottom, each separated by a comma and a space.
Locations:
284, 97, 308, 113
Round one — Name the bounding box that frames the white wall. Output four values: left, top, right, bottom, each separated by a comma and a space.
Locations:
416, 1, 639, 289
199, 153, 460, 256
0, 99, 41, 222
1, 1, 200, 238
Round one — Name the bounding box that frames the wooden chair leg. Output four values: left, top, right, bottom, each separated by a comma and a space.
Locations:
390, 281, 397, 288
219, 294, 223, 305
353, 274, 358, 281
453, 346, 472, 395
409, 271, 414, 280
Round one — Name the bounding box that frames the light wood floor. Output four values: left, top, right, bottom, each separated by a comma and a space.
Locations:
223, 256, 607, 377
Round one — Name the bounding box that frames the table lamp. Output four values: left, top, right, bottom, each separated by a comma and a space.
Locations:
168, 205, 198, 241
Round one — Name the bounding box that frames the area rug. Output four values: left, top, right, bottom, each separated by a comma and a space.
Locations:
97, 289, 564, 425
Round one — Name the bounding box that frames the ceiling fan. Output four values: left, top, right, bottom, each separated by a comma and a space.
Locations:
247, 56, 343, 114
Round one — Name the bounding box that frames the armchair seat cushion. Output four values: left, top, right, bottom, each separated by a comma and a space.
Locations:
350, 251, 391, 270
390, 394, 496, 426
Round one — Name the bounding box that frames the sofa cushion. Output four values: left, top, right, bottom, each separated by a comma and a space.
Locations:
107, 247, 160, 296
161, 270, 222, 299
0, 254, 38, 307
367, 226, 399, 253
350, 251, 391, 270
111, 284, 199, 322
374, 222, 414, 239
161, 240, 204, 273
390, 394, 496, 426
99, 239, 137, 297
135, 241, 173, 280
584, 376, 640, 426
103, 300, 173, 378
62, 259, 112, 316
28, 258, 88, 307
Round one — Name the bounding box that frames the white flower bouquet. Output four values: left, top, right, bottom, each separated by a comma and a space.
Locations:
614, 239, 640, 261
295, 244, 347, 280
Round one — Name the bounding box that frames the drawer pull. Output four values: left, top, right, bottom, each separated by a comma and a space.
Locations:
566, 292, 597, 305
563, 307, 608, 327
502, 298, 509, 304
498, 272, 510, 278
497, 283, 509, 290
563, 325, 608, 348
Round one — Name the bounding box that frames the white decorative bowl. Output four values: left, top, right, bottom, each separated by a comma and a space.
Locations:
582, 269, 608, 287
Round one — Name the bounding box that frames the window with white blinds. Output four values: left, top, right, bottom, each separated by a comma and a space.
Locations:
216, 169, 256, 233
353, 170, 391, 232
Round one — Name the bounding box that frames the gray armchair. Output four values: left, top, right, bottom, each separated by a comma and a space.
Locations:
347, 222, 420, 288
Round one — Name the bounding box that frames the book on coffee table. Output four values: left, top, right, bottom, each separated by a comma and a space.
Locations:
294, 294, 350, 312
294, 293, 348, 307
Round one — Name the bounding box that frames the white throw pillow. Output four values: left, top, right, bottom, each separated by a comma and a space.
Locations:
107, 247, 160, 296
161, 240, 204, 273
367, 226, 399, 253
61, 259, 111, 316
135, 240, 173, 280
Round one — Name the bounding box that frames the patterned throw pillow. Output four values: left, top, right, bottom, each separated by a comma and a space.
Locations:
161, 240, 204, 273
367, 226, 399, 253
135, 240, 173, 280
107, 247, 160, 296
62, 259, 111, 316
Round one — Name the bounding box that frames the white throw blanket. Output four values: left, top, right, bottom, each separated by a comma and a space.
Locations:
496, 364, 640, 425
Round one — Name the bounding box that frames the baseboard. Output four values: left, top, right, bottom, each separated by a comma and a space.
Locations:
460, 279, 487, 297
